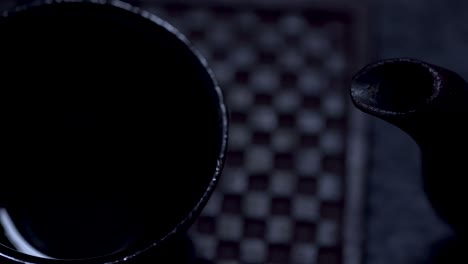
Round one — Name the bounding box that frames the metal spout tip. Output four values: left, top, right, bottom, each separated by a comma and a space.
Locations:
350, 58, 440, 116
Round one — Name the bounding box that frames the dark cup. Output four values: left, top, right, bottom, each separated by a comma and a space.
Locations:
0, 1, 228, 263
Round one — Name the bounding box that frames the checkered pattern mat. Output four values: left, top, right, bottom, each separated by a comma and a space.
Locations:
141, 2, 365, 264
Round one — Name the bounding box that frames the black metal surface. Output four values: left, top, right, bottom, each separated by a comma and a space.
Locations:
0, 1, 228, 263
351, 58, 468, 237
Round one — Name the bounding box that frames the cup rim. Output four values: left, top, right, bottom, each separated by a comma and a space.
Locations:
0, 0, 229, 263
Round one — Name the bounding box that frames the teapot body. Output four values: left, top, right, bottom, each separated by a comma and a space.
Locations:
351, 58, 468, 236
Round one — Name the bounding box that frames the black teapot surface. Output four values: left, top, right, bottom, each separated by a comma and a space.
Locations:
351, 58, 468, 236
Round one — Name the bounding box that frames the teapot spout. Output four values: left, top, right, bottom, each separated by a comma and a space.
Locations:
350, 58, 468, 144
350, 58, 468, 235
351, 58, 439, 116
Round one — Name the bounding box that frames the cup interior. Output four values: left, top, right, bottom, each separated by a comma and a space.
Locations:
0, 1, 225, 261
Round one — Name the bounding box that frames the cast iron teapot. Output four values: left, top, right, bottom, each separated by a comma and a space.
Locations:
351, 58, 468, 237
